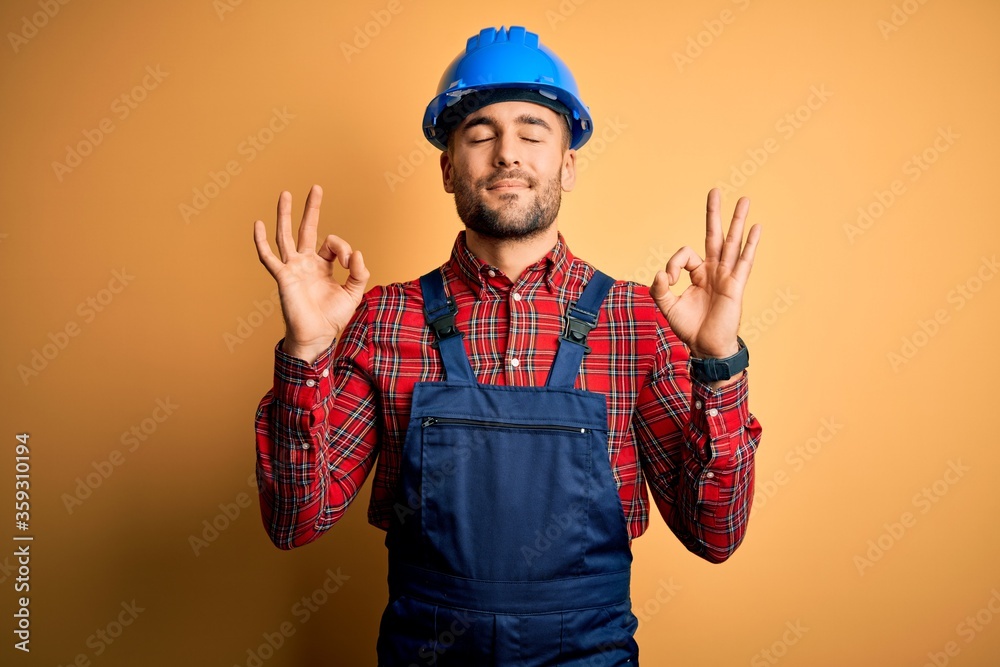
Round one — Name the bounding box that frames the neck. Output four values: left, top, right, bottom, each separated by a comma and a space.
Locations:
464, 225, 559, 282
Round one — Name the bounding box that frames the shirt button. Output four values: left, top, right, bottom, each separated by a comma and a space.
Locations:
302, 443, 310, 450
694, 400, 703, 410
707, 408, 719, 417
305, 379, 316, 387
510, 357, 520, 368
321, 369, 329, 378
705, 471, 715, 479
488, 269, 496, 277
512, 292, 521, 302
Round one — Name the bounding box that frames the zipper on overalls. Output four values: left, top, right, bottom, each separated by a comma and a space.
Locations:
422, 416, 589, 434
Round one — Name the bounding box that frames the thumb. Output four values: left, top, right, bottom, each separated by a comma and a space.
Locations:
344, 249, 370, 299
649, 270, 677, 315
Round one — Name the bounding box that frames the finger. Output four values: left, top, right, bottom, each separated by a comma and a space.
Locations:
705, 188, 723, 261
317, 234, 353, 269
664, 246, 703, 284
721, 195, 751, 269
275, 191, 296, 261
732, 223, 762, 284
296, 184, 323, 253
649, 270, 678, 313
253, 219, 283, 276
343, 249, 371, 300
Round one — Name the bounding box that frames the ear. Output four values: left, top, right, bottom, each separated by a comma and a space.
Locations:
560, 149, 577, 192
440, 150, 455, 193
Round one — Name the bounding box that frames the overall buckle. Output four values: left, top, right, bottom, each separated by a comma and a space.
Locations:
427, 297, 461, 348
560, 300, 598, 354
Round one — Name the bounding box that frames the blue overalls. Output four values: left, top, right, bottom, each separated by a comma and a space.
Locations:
377, 267, 639, 666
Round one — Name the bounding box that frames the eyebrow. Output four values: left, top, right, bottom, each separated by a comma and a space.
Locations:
461, 114, 554, 134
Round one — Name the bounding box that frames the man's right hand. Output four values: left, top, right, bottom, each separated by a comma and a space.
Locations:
253, 184, 370, 364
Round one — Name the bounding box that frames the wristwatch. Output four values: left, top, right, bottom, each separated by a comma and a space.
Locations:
689, 336, 749, 383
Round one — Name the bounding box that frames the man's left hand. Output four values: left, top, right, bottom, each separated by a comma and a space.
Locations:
649, 188, 762, 361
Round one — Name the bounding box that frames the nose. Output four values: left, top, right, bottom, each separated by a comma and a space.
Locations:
492, 130, 521, 168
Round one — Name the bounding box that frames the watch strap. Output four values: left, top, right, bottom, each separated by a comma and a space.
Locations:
689, 336, 749, 383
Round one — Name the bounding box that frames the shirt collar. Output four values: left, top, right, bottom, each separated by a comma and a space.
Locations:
448, 229, 574, 298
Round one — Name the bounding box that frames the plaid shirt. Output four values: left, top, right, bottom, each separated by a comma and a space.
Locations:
255, 231, 762, 562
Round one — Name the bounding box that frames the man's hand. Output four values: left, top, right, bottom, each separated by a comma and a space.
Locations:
649, 188, 761, 362
253, 184, 370, 364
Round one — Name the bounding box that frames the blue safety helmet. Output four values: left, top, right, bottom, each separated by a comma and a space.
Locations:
423, 26, 593, 151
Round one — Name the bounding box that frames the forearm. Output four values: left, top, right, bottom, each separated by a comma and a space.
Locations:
665, 372, 761, 562
254, 338, 375, 549
640, 364, 761, 563
255, 395, 336, 550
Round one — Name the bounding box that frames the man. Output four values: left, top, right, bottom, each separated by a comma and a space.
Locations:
253, 25, 762, 666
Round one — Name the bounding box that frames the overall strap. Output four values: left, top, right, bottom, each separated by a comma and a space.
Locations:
545, 270, 615, 388
419, 268, 476, 383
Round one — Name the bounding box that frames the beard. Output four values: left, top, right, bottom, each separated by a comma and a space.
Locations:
452, 167, 563, 241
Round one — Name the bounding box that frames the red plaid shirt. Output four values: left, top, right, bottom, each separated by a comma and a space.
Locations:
255, 231, 762, 562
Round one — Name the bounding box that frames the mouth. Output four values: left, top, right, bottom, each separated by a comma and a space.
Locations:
487, 179, 530, 191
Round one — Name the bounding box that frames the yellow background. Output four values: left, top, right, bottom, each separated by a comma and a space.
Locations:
2, 0, 999, 665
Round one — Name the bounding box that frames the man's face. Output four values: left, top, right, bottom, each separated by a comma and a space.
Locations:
440, 101, 576, 241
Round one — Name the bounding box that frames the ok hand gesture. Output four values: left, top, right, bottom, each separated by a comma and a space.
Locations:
253, 185, 370, 364
649, 188, 761, 361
